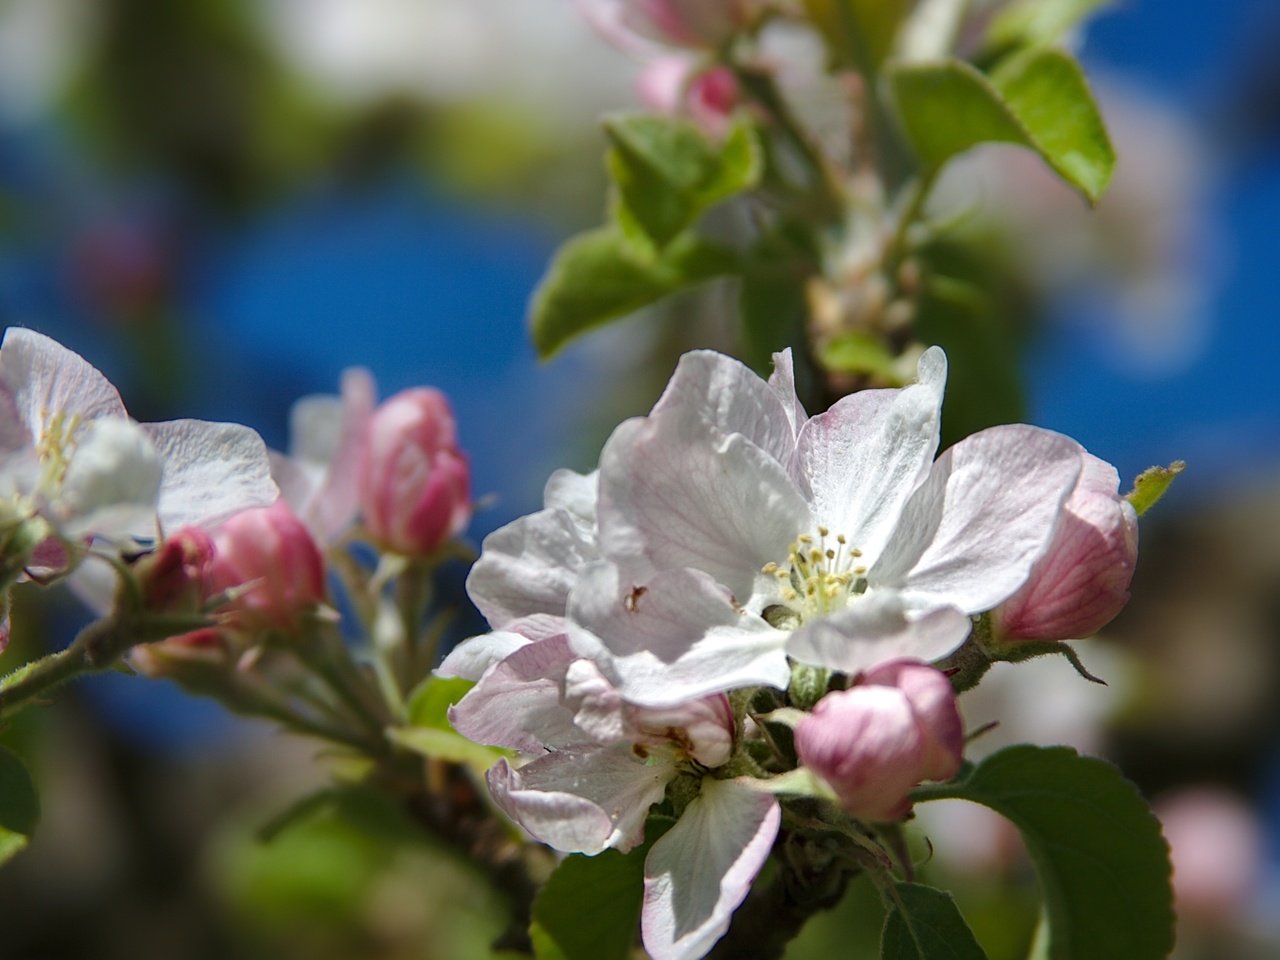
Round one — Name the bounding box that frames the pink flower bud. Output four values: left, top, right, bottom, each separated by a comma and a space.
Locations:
620, 0, 752, 49
636, 58, 740, 137
139, 526, 214, 614
358, 388, 471, 556
795, 660, 963, 822
208, 501, 325, 630
993, 453, 1138, 642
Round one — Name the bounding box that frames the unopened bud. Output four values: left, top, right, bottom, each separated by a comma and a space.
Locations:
992, 452, 1138, 643
358, 388, 471, 556
208, 501, 325, 631
795, 660, 963, 821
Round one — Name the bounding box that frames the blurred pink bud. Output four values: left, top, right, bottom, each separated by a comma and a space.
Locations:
621, 0, 752, 48
795, 660, 963, 821
139, 526, 214, 613
636, 58, 740, 137
208, 501, 325, 630
1156, 788, 1262, 925
993, 453, 1138, 642
358, 388, 471, 556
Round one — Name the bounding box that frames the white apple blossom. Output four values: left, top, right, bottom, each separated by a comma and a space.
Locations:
269, 366, 375, 543
440, 628, 778, 960
0, 327, 278, 556
470, 347, 1089, 708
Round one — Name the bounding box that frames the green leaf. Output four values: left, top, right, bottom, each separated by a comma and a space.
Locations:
803, 0, 912, 73
881, 882, 989, 960
886, 50, 1114, 203
385, 726, 510, 777
818, 331, 901, 381
530, 846, 647, 960
0, 746, 38, 867
1125, 461, 1185, 517
530, 227, 740, 358
987, 0, 1112, 52
606, 114, 761, 249
913, 745, 1174, 960
405, 674, 474, 730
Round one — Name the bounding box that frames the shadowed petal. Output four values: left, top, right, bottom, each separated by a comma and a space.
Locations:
568, 562, 790, 707
642, 778, 781, 960
786, 592, 971, 674
488, 745, 674, 855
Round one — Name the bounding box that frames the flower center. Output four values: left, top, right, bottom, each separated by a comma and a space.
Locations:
35, 409, 81, 494
761, 526, 867, 628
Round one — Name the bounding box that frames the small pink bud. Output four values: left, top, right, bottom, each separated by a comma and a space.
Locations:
208, 501, 325, 630
622, 0, 752, 49
993, 453, 1138, 642
795, 660, 963, 822
139, 526, 214, 614
358, 388, 471, 556
636, 58, 740, 137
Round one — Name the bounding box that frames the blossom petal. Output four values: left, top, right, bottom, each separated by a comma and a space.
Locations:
790, 346, 945, 558
0, 328, 127, 451
872, 424, 1083, 614
448, 634, 580, 753
542, 468, 598, 529
568, 563, 791, 707
465, 505, 600, 626
649, 349, 798, 464
597, 417, 810, 600
145, 419, 278, 532
294, 367, 376, 543
435, 630, 533, 681
766, 348, 809, 437
642, 778, 780, 960
786, 592, 971, 674
488, 745, 673, 854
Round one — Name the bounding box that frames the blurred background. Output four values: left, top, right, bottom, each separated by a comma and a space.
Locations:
0, 0, 1278, 957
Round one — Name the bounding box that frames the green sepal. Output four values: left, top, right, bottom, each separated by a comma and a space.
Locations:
1125, 461, 1185, 517
912, 745, 1174, 960
529, 227, 740, 358
886, 50, 1115, 203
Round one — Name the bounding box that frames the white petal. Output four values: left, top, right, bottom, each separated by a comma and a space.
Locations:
872, 424, 1083, 614
435, 629, 533, 681
448, 634, 580, 753
642, 778, 780, 960
567, 563, 791, 708
0, 328, 127, 450
465, 505, 600, 626
145, 419, 278, 532
789, 346, 945, 558
488, 745, 673, 855
766, 348, 809, 437
543, 468, 598, 530
597, 417, 810, 601
786, 592, 971, 674
649, 350, 798, 463
60, 419, 162, 538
